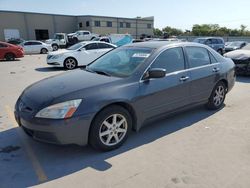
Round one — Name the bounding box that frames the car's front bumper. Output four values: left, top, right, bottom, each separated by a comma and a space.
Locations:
46, 58, 64, 67
14, 109, 94, 146
233, 59, 250, 75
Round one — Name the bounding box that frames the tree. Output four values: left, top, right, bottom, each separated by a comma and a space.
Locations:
162, 26, 183, 36
153, 28, 163, 36
240, 24, 247, 35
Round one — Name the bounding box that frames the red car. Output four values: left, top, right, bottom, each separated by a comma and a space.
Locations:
0, 41, 24, 61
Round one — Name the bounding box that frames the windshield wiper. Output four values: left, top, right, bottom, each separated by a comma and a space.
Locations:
84, 66, 111, 77
93, 70, 111, 77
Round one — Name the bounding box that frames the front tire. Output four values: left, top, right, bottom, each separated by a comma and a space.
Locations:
5, 53, 15, 61
206, 81, 226, 110
64, 57, 77, 70
89, 105, 132, 151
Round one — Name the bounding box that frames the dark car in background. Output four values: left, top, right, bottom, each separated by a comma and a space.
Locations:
224, 43, 250, 75
193, 37, 225, 55
7, 38, 25, 45
0, 41, 24, 61
15, 41, 235, 151
225, 41, 247, 52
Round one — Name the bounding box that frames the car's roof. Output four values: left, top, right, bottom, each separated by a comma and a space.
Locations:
196, 37, 223, 40
25, 40, 43, 43
124, 41, 205, 49
79, 41, 116, 46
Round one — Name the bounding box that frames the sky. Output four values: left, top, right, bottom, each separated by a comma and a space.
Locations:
1, 0, 250, 31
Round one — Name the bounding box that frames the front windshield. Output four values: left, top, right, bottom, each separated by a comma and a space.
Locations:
87, 47, 153, 77
242, 44, 250, 50
67, 43, 85, 50
54, 34, 64, 40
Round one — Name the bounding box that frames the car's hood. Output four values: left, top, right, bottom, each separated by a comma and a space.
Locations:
48, 49, 71, 55
67, 33, 76, 37
21, 70, 121, 107
224, 50, 250, 60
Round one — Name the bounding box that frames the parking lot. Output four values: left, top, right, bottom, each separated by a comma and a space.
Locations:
0, 54, 250, 188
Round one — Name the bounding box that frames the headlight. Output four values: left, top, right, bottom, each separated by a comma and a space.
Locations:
51, 55, 60, 59
35, 99, 82, 119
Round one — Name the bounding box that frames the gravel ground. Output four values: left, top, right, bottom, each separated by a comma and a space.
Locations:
0, 54, 250, 188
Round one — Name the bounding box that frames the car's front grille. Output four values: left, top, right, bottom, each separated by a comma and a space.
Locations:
18, 100, 33, 113
47, 55, 53, 59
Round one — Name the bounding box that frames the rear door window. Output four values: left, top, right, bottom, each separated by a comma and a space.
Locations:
151, 47, 185, 74
0, 43, 8, 48
186, 47, 211, 68
85, 43, 98, 50
98, 43, 114, 49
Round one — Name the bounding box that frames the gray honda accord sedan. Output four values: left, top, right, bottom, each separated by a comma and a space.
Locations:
15, 41, 235, 151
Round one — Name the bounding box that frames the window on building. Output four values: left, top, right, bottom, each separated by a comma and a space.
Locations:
86, 21, 90, 27
120, 22, 124, 28
107, 21, 112, 27
126, 22, 131, 28
147, 24, 152, 29
78, 22, 83, 28
35, 29, 49, 40
95, 21, 101, 27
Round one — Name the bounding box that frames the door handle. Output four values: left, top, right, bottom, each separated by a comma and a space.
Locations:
213, 67, 220, 72
179, 76, 190, 82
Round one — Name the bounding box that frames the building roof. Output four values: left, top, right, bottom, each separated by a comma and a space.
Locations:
0, 10, 154, 21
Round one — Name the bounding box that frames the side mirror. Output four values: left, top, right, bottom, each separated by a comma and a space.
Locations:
143, 68, 166, 80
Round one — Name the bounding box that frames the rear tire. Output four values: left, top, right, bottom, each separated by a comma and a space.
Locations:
89, 105, 132, 151
5, 53, 15, 61
52, 44, 59, 51
217, 49, 223, 55
41, 48, 48, 54
63, 57, 77, 70
206, 81, 226, 110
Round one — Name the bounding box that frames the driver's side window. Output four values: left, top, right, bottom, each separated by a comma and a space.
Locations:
151, 47, 185, 74
85, 43, 98, 50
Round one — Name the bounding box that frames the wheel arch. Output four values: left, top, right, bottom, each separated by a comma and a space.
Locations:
63, 56, 78, 66
89, 102, 138, 136
217, 79, 228, 92
5, 52, 16, 58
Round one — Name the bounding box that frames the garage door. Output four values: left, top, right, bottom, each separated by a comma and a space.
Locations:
4, 29, 20, 41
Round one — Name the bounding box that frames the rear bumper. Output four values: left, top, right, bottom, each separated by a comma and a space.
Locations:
14, 110, 94, 146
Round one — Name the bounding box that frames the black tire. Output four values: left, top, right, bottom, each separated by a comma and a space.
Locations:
41, 48, 48, 54
206, 81, 227, 110
89, 105, 132, 151
52, 44, 59, 51
63, 57, 78, 70
5, 53, 15, 61
217, 49, 223, 55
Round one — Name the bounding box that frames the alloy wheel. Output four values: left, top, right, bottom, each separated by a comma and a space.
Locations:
213, 85, 225, 107
65, 58, 76, 69
99, 114, 128, 146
